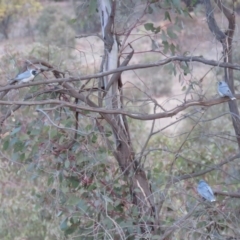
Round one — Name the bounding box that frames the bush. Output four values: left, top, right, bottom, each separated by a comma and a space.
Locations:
35, 6, 75, 47
47, 20, 75, 47
35, 7, 56, 36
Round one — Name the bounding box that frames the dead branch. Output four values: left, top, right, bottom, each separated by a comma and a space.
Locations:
1, 55, 240, 93
214, 190, 240, 198
160, 203, 200, 240
0, 93, 239, 121
173, 152, 240, 183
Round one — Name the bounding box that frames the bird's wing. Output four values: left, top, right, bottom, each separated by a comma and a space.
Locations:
226, 88, 234, 98
206, 185, 214, 196
199, 189, 209, 199
221, 85, 234, 97
198, 184, 214, 200
198, 185, 207, 197
14, 71, 30, 80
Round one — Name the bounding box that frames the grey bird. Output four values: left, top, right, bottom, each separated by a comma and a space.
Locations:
197, 180, 216, 202
217, 81, 236, 100
10, 69, 38, 85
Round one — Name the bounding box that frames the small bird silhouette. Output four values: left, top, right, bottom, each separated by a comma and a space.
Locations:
197, 180, 216, 202
10, 69, 38, 85
217, 81, 236, 100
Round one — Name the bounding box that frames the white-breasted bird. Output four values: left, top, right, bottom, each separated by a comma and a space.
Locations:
217, 81, 236, 100
10, 69, 38, 85
197, 180, 216, 202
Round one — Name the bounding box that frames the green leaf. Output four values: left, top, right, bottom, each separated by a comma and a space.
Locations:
65, 160, 70, 168
183, 8, 193, 18
102, 195, 113, 204
67, 195, 80, 205
64, 224, 78, 235
19, 153, 25, 161
13, 140, 24, 152
12, 152, 19, 162
27, 162, 36, 172
85, 124, 92, 131
57, 211, 63, 217
102, 218, 114, 229
30, 144, 38, 155
144, 23, 154, 31
170, 43, 176, 55
11, 126, 21, 135
105, 131, 112, 137
64, 118, 73, 128
77, 199, 89, 212
174, 26, 182, 34
71, 216, 79, 224
172, 65, 177, 76
180, 62, 190, 75
49, 129, 58, 138
144, 23, 160, 33
47, 175, 54, 186
172, 0, 181, 10
3, 139, 9, 150
59, 191, 67, 204
91, 134, 97, 143
69, 18, 77, 24
154, 26, 161, 34
167, 28, 177, 39
88, 0, 97, 15
10, 137, 18, 146
60, 217, 70, 231
30, 128, 41, 136
147, 6, 153, 14
161, 30, 168, 41
164, 11, 171, 22
19, 134, 29, 141
162, 41, 169, 54
68, 177, 79, 189
59, 135, 65, 144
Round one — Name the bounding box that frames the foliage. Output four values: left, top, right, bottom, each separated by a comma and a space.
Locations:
0, 0, 41, 18
35, 6, 75, 47
72, 0, 100, 34
0, 164, 60, 240
0, 0, 42, 39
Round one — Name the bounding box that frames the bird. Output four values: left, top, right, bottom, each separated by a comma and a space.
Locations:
10, 69, 38, 85
217, 81, 236, 100
197, 180, 216, 202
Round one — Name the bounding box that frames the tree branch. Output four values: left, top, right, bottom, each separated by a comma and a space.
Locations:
0, 88, 63, 130
204, 0, 226, 42
1, 56, 240, 93
214, 190, 240, 198
160, 203, 200, 240
172, 152, 240, 183
104, 44, 134, 93
0, 94, 240, 121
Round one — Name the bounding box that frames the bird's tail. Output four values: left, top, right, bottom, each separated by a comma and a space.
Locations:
9, 80, 17, 85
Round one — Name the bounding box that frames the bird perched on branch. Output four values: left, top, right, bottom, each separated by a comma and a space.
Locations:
197, 180, 216, 202
217, 81, 236, 100
10, 69, 38, 85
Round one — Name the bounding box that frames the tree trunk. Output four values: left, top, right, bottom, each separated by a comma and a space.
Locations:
97, 0, 156, 233
204, 0, 240, 148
